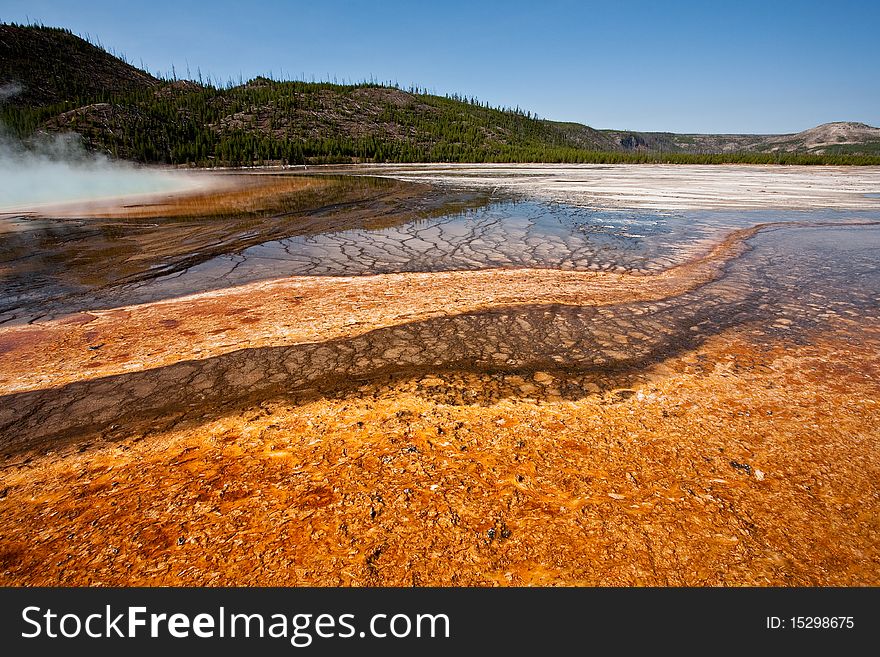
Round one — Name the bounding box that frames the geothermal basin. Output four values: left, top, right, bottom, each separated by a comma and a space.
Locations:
0, 164, 879, 586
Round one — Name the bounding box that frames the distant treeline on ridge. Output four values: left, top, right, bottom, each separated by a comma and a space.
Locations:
2, 24, 879, 167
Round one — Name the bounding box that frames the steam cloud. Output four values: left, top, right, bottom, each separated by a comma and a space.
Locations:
0, 82, 197, 213
0, 82, 22, 101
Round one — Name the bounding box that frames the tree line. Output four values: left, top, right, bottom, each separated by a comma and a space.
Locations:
3, 26, 879, 167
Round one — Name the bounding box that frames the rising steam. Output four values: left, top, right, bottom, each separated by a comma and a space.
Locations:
0, 82, 23, 101
0, 82, 198, 213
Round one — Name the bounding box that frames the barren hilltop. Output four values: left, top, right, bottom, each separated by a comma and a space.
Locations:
2, 23, 879, 165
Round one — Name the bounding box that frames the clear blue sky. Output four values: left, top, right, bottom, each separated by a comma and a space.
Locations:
2, 0, 878, 133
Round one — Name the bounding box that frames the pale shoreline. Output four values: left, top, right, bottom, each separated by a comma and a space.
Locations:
318, 163, 880, 210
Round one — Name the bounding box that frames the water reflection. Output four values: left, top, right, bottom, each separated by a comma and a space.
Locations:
1, 171, 879, 326
0, 175, 484, 323
1, 222, 878, 450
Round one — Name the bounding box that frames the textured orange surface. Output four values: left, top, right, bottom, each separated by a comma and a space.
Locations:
1, 173, 878, 587
1, 326, 877, 586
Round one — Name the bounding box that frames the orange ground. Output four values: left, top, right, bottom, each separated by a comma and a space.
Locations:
1, 173, 877, 587
1, 324, 877, 586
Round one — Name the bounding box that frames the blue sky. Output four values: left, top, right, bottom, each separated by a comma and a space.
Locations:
2, 0, 878, 133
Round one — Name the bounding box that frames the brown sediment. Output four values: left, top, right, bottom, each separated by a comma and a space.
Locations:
3, 172, 320, 219
77, 174, 325, 219
0, 322, 877, 586
0, 221, 756, 394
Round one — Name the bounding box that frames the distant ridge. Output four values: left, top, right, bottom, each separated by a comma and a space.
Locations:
760, 122, 880, 153
2, 23, 879, 165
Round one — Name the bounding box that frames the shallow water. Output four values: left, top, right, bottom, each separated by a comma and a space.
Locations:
98, 207, 880, 313
2, 171, 880, 447
0, 175, 479, 323
1, 173, 879, 327
3, 220, 879, 450
169, 204, 880, 279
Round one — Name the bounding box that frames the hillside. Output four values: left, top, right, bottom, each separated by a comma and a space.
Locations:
617, 122, 880, 156
2, 24, 879, 165
757, 122, 880, 156
0, 23, 158, 106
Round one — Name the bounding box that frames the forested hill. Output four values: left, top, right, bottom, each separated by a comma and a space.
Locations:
2, 24, 879, 166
